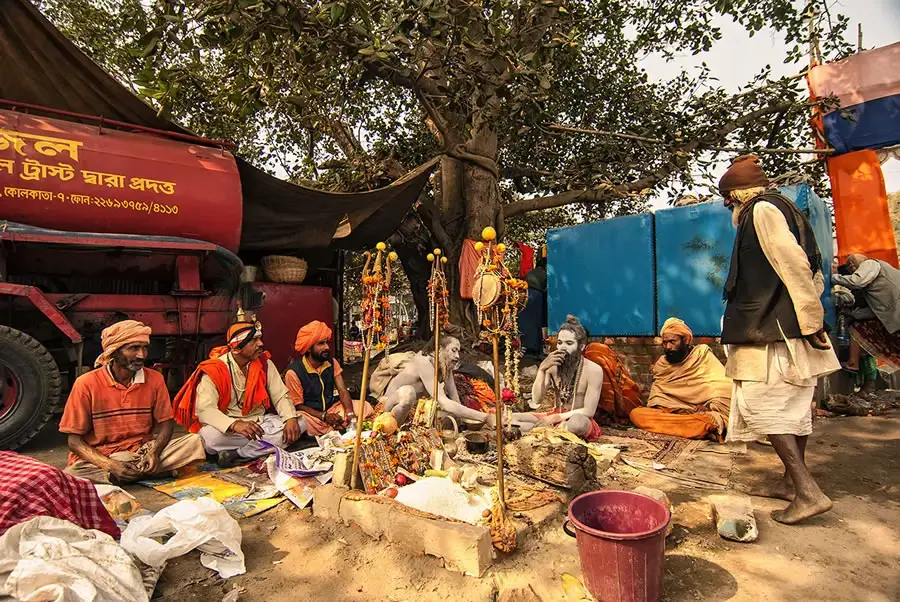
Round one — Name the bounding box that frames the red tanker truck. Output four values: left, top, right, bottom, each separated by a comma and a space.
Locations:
0, 105, 337, 449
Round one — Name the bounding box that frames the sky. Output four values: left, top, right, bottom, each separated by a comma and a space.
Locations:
640, 0, 900, 210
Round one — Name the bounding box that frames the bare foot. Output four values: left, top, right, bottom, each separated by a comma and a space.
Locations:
771, 492, 833, 524
758, 477, 795, 502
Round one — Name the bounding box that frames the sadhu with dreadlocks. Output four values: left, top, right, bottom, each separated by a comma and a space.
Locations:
173, 320, 302, 468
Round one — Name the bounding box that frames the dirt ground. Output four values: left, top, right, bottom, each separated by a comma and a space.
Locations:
19, 411, 900, 602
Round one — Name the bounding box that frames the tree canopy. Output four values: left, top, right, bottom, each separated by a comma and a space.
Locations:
36, 0, 854, 333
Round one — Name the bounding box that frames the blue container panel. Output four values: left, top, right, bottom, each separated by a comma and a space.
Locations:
655, 202, 734, 336
780, 184, 836, 327
547, 214, 655, 336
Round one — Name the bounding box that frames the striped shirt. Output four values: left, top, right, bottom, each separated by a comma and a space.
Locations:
59, 365, 173, 465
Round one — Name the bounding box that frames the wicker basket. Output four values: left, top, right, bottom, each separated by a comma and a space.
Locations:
261, 255, 308, 284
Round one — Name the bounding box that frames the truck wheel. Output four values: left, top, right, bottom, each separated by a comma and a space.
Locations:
0, 326, 62, 450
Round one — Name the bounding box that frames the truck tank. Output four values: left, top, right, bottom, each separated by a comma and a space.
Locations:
0, 109, 243, 251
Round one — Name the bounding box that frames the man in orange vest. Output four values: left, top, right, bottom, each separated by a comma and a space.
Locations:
174, 320, 302, 467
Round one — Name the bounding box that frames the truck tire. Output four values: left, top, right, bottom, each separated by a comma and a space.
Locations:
0, 326, 62, 450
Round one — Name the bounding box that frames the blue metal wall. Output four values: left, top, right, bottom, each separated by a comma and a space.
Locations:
548, 184, 835, 337
547, 214, 656, 336
781, 184, 836, 327
655, 201, 734, 336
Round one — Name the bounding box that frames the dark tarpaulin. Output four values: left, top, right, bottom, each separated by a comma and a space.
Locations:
0, 0, 434, 252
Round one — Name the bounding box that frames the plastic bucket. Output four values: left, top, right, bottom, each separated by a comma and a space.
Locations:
563, 490, 671, 602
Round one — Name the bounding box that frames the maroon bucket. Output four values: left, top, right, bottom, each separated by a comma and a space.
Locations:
563, 490, 670, 602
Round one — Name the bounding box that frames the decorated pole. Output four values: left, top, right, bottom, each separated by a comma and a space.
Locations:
490, 316, 506, 507
471, 226, 528, 512
426, 248, 449, 428
351, 242, 395, 490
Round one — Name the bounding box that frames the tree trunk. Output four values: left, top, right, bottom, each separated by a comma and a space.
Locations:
395, 123, 502, 340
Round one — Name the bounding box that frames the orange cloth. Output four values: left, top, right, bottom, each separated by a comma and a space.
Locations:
458, 239, 486, 299
631, 344, 732, 440
660, 317, 693, 346
284, 359, 344, 408
294, 321, 333, 355
59, 366, 172, 465
583, 343, 643, 425
629, 408, 719, 440
94, 320, 151, 367
828, 150, 898, 267
173, 350, 272, 433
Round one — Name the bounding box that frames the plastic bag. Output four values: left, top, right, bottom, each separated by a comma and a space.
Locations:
120, 497, 245, 578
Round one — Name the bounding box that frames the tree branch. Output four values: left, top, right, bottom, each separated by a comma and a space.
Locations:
504, 101, 797, 218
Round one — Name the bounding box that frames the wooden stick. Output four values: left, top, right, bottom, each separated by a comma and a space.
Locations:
433, 256, 440, 428
350, 346, 372, 490
492, 327, 506, 508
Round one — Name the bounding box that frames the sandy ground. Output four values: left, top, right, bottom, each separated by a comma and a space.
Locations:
18, 411, 900, 602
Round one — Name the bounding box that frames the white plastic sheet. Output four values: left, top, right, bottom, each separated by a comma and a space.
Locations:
0, 516, 148, 602
120, 497, 245, 578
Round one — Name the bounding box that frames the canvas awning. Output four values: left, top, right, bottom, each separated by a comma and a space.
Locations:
0, 0, 435, 252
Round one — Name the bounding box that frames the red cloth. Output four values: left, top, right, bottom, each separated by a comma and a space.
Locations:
458, 239, 485, 299
0, 451, 119, 537
516, 243, 535, 277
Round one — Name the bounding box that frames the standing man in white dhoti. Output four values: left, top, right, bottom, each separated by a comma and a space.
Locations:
719, 155, 840, 524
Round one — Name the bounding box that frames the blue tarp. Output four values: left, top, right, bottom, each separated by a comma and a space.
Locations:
548, 184, 835, 337
822, 95, 900, 155
547, 214, 656, 336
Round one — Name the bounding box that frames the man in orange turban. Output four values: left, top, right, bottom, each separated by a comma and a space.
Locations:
630, 318, 733, 442
60, 320, 206, 483
284, 321, 373, 436
173, 320, 302, 468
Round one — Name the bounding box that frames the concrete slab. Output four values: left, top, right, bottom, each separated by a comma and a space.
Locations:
510, 501, 566, 546
338, 495, 493, 577
313, 483, 348, 521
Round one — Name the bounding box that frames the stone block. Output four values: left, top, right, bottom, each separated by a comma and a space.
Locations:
339, 496, 493, 577
331, 451, 357, 487
633, 486, 674, 536
592, 445, 622, 473
313, 483, 348, 521
709, 493, 758, 542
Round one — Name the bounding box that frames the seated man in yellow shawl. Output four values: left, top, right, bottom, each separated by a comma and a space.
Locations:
630, 318, 732, 441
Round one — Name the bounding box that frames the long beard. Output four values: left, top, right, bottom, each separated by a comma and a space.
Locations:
731, 202, 744, 228
557, 352, 581, 386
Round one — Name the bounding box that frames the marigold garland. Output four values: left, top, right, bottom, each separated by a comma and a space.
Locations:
360, 244, 396, 351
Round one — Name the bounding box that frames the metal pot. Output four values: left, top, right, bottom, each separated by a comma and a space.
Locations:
465, 433, 489, 455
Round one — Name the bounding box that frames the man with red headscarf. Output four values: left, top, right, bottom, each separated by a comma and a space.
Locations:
61, 320, 206, 483
284, 321, 373, 436
173, 320, 301, 467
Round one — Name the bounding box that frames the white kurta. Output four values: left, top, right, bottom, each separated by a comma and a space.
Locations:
195, 354, 299, 458
726, 201, 840, 442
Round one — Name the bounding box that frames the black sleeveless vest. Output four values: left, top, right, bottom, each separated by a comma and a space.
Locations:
287, 357, 337, 413
721, 192, 822, 345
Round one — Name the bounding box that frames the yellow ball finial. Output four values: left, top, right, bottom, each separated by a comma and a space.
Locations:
474, 241, 484, 252
441, 256, 448, 264
376, 242, 386, 251
497, 243, 506, 253
388, 251, 398, 262
433, 248, 441, 256
426, 253, 435, 262
482, 226, 497, 241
